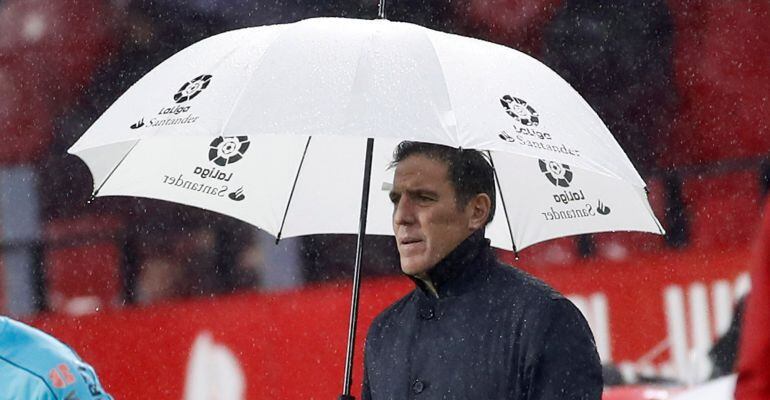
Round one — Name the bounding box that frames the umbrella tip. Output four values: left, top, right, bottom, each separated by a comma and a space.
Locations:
275, 234, 281, 245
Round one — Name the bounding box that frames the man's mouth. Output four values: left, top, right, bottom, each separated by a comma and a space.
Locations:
399, 238, 423, 246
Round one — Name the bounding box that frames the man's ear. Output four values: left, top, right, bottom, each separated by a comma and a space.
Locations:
467, 193, 492, 230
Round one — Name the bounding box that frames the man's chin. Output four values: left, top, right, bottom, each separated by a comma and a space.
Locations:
399, 258, 432, 277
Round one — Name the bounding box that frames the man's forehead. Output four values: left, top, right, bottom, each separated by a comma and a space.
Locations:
392, 155, 451, 189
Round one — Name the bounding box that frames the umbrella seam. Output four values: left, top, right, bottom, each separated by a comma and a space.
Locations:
425, 30, 460, 145
67, 138, 144, 156
90, 139, 141, 197
340, 22, 380, 133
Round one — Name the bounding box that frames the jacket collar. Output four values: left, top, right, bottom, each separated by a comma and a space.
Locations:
408, 229, 491, 298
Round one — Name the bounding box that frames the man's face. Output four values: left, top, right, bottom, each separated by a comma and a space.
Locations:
390, 155, 477, 277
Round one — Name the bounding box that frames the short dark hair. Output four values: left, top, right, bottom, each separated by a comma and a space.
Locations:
390, 141, 496, 225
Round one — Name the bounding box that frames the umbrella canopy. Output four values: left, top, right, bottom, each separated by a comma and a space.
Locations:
69, 17, 663, 252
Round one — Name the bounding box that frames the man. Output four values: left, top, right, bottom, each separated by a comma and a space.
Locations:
0, 316, 113, 399
361, 142, 602, 399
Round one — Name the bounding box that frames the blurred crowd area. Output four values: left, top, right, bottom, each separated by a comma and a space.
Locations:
0, 0, 768, 316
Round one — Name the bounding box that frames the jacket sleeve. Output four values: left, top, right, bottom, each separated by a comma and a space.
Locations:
360, 323, 377, 400
361, 357, 372, 400
523, 298, 603, 400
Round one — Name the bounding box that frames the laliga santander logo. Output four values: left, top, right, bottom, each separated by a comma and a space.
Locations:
500, 95, 540, 126
539, 159, 573, 188
538, 159, 613, 219
129, 74, 212, 129
193, 136, 249, 202
174, 74, 213, 103
209, 136, 250, 167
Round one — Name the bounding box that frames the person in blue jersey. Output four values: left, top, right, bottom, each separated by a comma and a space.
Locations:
0, 316, 112, 399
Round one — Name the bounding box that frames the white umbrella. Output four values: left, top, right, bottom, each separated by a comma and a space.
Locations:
68, 15, 663, 398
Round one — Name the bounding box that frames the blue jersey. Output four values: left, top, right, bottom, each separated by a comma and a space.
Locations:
0, 316, 112, 399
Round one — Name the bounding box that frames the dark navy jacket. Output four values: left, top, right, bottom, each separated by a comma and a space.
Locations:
362, 232, 602, 399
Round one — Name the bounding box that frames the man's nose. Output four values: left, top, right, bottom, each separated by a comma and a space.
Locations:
393, 197, 415, 226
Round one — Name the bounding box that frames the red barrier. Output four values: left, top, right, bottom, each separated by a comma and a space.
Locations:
29, 246, 749, 398
30, 278, 411, 399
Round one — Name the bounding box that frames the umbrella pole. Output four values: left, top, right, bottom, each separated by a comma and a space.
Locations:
378, 0, 386, 19
339, 138, 375, 400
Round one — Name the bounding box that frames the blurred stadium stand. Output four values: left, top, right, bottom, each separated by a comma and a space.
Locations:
0, 0, 117, 165
664, 0, 770, 168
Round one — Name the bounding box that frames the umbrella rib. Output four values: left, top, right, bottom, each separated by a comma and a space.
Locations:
378, 0, 386, 18
486, 151, 519, 257
90, 139, 142, 199
275, 136, 312, 243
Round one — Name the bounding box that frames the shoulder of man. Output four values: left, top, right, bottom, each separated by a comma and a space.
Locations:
487, 264, 600, 365
0, 317, 113, 400
516, 294, 604, 398
485, 259, 596, 342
